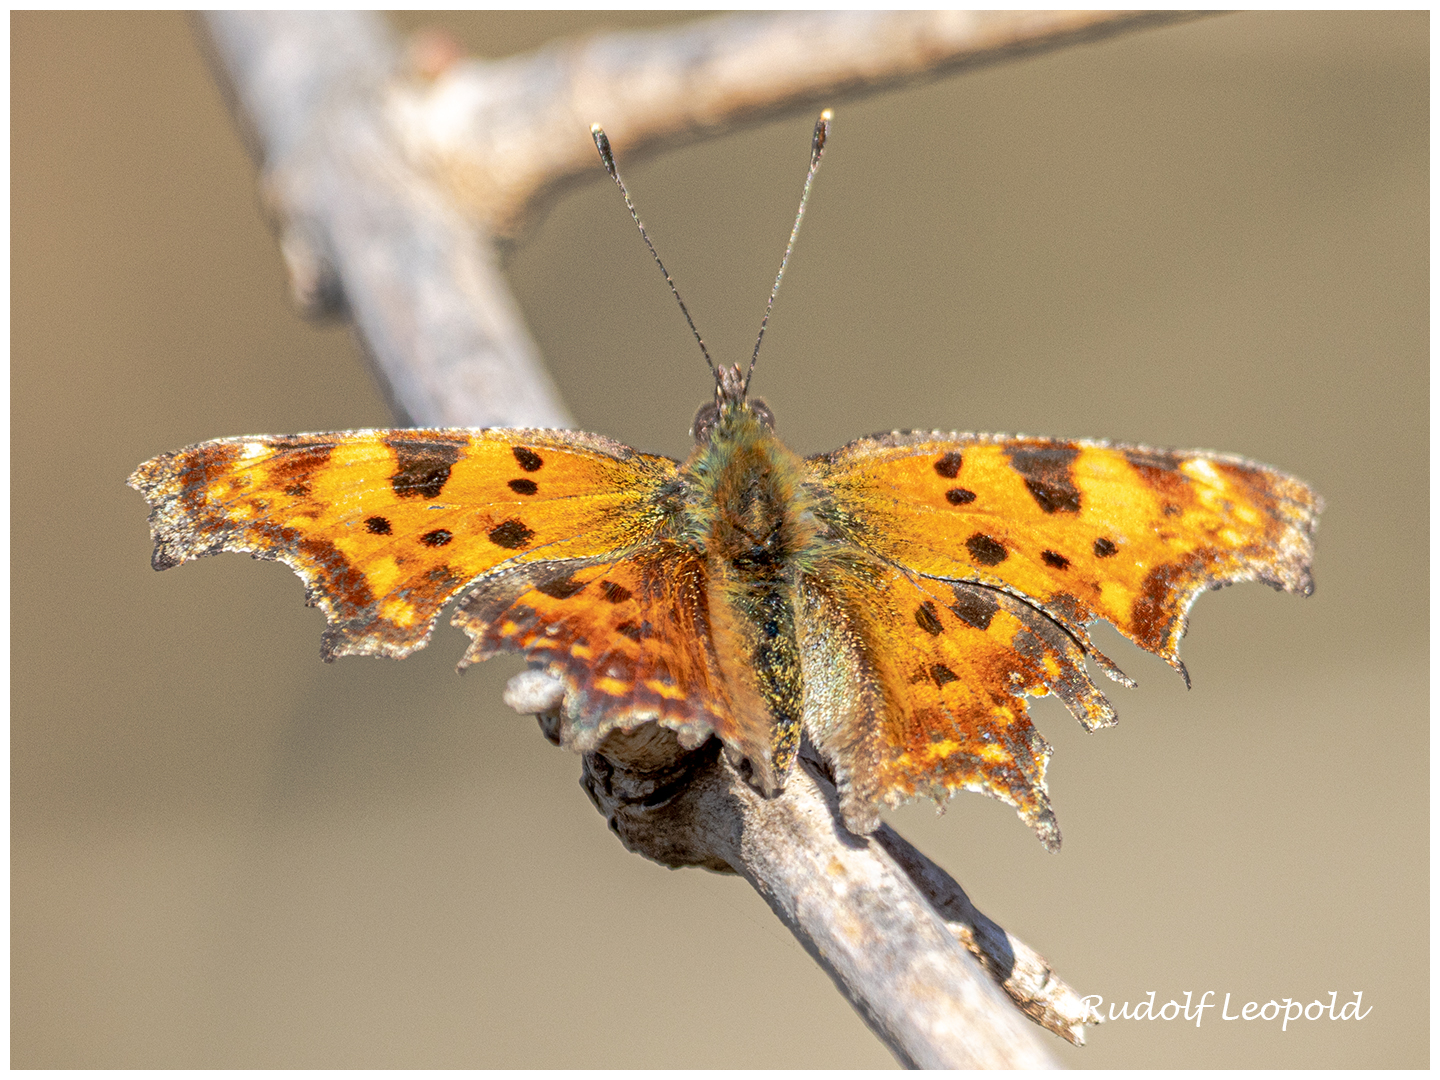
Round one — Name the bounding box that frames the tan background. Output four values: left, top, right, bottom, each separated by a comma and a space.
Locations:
12, 11, 1427, 1068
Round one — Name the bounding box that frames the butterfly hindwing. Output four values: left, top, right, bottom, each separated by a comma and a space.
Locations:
129, 428, 679, 660
800, 553, 1118, 850
451, 545, 751, 759
806, 433, 1320, 673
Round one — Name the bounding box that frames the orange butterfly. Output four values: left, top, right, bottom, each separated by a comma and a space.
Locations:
129, 113, 1320, 851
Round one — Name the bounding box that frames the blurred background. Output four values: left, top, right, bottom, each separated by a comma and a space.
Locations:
12, 11, 1426, 1068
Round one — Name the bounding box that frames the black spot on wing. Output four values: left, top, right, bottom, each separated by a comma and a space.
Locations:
599, 580, 632, 604
1041, 549, 1071, 570
513, 446, 544, 472
1094, 537, 1118, 558
934, 451, 964, 479
365, 516, 392, 535
536, 572, 586, 599
945, 487, 976, 505
420, 529, 453, 547
389, 436, 465, 499
930, 663, 959, 686
915, 601, 944, 636
966, 533, 1008, 566
948, 584, 997, 631
488, 519, 534, 549
1005, 445, 1081, 514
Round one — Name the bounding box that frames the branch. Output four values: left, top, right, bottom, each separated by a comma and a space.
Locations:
388, 10, 1210, 237
196, 9, 1183, 1066
201, 11, 572, 429
871, 825, 1097, 1044
506, 670, 1096, 1065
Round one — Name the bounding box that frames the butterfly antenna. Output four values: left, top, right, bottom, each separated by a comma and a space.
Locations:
745, 109, 832, 395
591, 124, 715, 378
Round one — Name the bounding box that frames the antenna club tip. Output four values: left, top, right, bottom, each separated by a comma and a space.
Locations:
591, 124, 617, 174
812, 109, 832, 160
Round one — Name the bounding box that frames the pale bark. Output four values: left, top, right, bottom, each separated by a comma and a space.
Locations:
390, 10, 1207, 237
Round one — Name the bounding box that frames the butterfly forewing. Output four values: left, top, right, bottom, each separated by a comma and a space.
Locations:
806, 433, 1320, 670
129, 428, 680, 660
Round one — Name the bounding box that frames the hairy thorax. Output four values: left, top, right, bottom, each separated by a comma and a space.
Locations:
679, 403, 820, 569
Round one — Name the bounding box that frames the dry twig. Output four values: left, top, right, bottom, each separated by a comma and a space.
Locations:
196, 9, 1194, 1067
389, 10, 1208, 237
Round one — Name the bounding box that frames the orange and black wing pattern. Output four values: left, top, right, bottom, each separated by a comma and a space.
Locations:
800, 553, 1121, 849
452, 543, 769, 765
128, 428, 681, 659
803, 433, 1320, 842
807, 433, 1320, 675
128, 427, 757, 753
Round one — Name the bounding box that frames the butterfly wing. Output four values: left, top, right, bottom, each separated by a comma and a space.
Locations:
800, 554, 1120, 850
130, 426, 797, 770
128, 428, 683, 661
450, 544, 767, 762
808, 433, 1319, 673
804, 433, 1320, 843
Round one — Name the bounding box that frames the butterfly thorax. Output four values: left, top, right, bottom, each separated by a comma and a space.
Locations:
676, 398, 821, 791
679, 401, 819, 568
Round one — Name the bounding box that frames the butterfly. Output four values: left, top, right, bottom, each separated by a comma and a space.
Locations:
128, 113, 1320, 851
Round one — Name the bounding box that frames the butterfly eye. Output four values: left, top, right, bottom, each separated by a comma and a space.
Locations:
749, 399, 776, 432
691, 402, 720, 443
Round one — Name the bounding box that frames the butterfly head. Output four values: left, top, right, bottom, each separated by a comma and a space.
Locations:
691, 363, 775, 444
